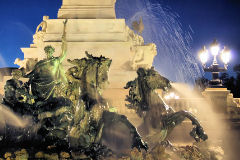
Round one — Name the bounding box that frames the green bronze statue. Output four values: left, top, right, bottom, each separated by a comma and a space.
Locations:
20, 20, 74, 148
66, 52, 148, 158
3, 69, 35, 114
125, 67, 208, 146
1, 28, 166, 159
3, 69, 25, 106
1, 53, 208, 159
25, 20, 68, 101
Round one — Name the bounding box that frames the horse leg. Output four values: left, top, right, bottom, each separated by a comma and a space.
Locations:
102, 111, 148, 152
162, 110, 208, 142
119, 114, 148, 151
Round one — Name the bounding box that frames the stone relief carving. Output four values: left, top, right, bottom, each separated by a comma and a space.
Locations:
33, 16, 49, 47
131, 43, 157, 70
14, 58, 38, 73
125, 25, 157, 71
126, 26, 144, 46
33, 32, 45, 47
35, 16, 49, 33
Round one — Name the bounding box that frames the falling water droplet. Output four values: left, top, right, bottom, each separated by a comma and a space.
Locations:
116, 0, 203, 83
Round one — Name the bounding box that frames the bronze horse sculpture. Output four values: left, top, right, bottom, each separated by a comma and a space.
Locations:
124, 67, 208, 146
66, 52, 148, 158
1, 52, 148, 159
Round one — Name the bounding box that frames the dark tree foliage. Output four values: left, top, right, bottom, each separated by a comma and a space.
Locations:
234, 64, 240, 97
219, 64, 240, 98
194, 77, 209, 92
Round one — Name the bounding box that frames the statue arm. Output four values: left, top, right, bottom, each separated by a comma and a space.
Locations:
59, 20, 68, 63
59, 37, 67, 63
24, 61, 42, 78
35, 22, 42, 33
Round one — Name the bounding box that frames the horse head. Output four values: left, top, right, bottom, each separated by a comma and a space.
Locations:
125, 67, 171, 117
67, 52, 112, 110
137, 67, 171, 92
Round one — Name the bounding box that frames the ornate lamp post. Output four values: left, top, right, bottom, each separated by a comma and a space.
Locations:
199, 40, 231, 87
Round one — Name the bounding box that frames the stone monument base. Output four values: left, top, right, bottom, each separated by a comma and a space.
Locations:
202, 88, 230, 113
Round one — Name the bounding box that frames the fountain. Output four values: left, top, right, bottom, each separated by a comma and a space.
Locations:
0, 0, 233, 159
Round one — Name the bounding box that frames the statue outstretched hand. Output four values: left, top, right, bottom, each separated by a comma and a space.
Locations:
62, 19, 68, 42
59, 19, 68, 63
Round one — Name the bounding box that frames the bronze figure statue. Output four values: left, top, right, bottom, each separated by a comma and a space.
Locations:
25, 20, 68, 101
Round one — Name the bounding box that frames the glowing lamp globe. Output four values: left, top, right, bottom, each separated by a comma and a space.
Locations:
221, 47, 231, 64
198, 40, 231, 87
199, 46, 208, 64
210, 40, 220, 56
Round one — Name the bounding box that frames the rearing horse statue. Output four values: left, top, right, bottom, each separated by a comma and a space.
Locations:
124, 67, 208, 146
66, 52, 148, 158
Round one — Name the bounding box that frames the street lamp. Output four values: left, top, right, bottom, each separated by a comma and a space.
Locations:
198, 40, 231, 87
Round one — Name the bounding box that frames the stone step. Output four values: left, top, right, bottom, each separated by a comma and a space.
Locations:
44, 33, 127, 42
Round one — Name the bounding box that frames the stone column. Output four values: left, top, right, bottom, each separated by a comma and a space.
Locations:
58, 0, 117, 19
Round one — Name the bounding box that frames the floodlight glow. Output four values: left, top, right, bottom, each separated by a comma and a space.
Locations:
165, 92, 179, 100
170, 92, 175, 98
164, 95, 170, 100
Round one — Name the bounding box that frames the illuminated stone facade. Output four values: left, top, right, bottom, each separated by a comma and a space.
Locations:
18, 0, 156, 89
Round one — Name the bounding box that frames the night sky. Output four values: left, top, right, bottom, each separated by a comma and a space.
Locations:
162, 0, 240, 79
0, 0, 239, 81
164, 0, 240, 67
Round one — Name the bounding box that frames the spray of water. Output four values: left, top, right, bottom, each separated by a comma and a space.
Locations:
0, 104, 31, 130
0, 53, 7, 68
171, 83, 239, 159
116, 0, 203, 83
171, 83, 225, 138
